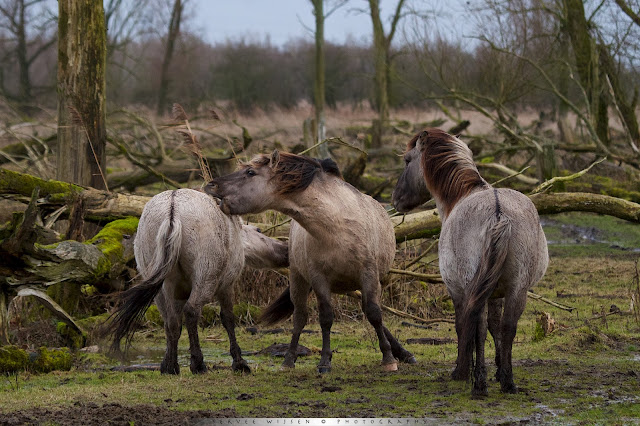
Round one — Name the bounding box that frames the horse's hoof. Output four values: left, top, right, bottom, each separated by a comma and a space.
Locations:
382, 362, 398, 372
403, 355, 417, 364
160, 362, 180, 375
451, 369, 468, 381
232, 361, 251, 374
280, 362, 295, 371
471, 387, 489, 399
501, 383, 518, 394
190, 364, 208, 375
317, 365, 332, 374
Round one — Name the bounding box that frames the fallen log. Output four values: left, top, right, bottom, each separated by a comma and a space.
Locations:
2, 169, 640, 237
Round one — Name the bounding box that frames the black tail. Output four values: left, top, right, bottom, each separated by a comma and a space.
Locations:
103, 198, 182, 352
458, 213, 511, 376
258, 287, 294, 326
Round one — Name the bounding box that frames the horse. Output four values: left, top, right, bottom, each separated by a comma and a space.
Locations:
104, 188, 288, 375
392, 128, 548, 396
205, 151, 416, 373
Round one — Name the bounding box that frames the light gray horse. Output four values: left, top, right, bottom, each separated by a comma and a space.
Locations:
105, 188, 288, 375
205, 151, 416, 373
392, 129, 548, 396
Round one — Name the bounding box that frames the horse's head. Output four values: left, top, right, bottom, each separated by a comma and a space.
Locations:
205, 150, 340, 215
392, 130, 431, 213
392, 128, 485, 216
205, 151, 279, 215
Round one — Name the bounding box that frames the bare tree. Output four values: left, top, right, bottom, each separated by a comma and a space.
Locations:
0, 0, 55, 107
368, 0, 406, 147
309, 0, 348, 158
563, 0, 609, 145
157, 0, 185, 116
57, 0, 108, 190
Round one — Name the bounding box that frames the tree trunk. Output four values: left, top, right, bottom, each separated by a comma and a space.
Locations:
311, 0, 330, 159
57, 0, 108, 190
16, 0, 31, 103
369, 0, 389, 148
563, 0, 609, 145
598, 43, 640, 148
156, 0, 183, 116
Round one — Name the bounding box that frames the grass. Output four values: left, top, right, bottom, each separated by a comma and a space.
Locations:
1, 214, 639, 423
1, 255, 639, 422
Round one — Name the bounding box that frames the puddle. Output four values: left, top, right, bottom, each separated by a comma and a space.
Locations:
541, 218, 640, 252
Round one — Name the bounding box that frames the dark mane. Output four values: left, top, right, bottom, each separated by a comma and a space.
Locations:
415, 128, 487, 216
249, 152, 342, 195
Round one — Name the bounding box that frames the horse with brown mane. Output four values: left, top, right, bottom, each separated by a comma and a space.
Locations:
206, 151, 416, 373
392, 129, 548, 396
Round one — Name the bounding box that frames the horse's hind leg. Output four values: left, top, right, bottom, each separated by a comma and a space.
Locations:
282, 271, 310, 369
217, 285, 250, 373
487, 298, 503, 381
472, 304, 489, 397
315, 284, 334, 373
498, 291, 527, 393
361, 274, 397, 371
184, 297, 207, 374
383, 327, 416, 364
451, 298, 469, 381
157, 289, 184, 375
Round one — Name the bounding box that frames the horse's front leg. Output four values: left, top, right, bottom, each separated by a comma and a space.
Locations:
282, 271, 310, 369
315, 284, 334, 373
217, 285, 250, 374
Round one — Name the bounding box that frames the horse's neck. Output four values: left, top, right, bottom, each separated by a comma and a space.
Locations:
276, 179, 350, 241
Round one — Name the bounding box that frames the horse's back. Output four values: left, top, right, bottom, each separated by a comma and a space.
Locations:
440, 188, 548, 298
136, 189, 243, 288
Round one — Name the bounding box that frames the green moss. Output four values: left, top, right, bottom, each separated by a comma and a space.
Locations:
233, 302, 261, 325
144, 305, 164, 327
56, 322, 86, 349
86, 217, 139, 278
0, 169, 83, 199
201, 304, 220, 328
32, 347, 73, 373
0, 346, 29, 373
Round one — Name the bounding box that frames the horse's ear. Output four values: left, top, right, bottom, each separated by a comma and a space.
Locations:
270, 149, 280, 167
416, 130, 429, 151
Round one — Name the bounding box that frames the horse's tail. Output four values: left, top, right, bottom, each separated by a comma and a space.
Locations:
258, 287, 294, 326
104, 199, 183, 352
458, 212, 511, 376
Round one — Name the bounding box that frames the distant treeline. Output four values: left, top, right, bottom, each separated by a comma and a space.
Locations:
2, 32, 638, 115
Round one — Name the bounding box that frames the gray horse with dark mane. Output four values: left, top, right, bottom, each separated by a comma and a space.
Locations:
393, 129, 548, 396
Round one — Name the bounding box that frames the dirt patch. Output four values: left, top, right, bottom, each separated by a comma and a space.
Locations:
0, 402, 236, 426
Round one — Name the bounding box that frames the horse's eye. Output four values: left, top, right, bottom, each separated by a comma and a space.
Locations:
247, 169, 256, 177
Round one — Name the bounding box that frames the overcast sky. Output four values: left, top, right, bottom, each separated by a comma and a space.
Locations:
191, 0, 468, 47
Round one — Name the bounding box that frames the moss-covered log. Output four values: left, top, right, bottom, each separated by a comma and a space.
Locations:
0, 168, 149, 221
16, 217, 139, 287
0, 345, 73, 374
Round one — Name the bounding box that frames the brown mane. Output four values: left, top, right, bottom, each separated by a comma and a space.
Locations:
248, 152, 342, 195
411, 128, 487, 217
